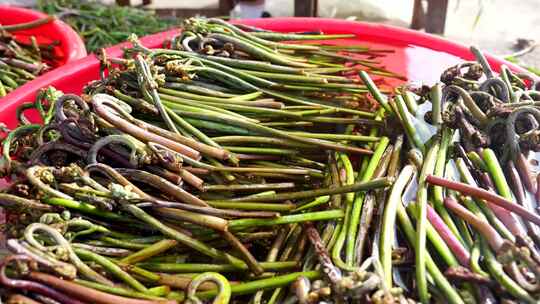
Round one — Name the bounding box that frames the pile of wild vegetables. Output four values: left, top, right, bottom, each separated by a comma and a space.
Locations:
0, 16, 59, 97
0, 17, 539, 304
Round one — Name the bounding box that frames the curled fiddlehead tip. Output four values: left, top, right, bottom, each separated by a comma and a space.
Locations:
0, 254, 85, 304
185, 272, 231, 304
87, 134, 141, 167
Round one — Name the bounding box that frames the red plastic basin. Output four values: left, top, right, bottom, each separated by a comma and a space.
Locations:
0, 17, 532, 129
0, 5, 86, 65
0, 5, 87, 102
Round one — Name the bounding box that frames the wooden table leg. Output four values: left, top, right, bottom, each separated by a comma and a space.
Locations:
425, 0, 449, 34
219, 0, 235, 16
294, 0, 318, 17
116, 0, 130, 6
411, 0, 426, 30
